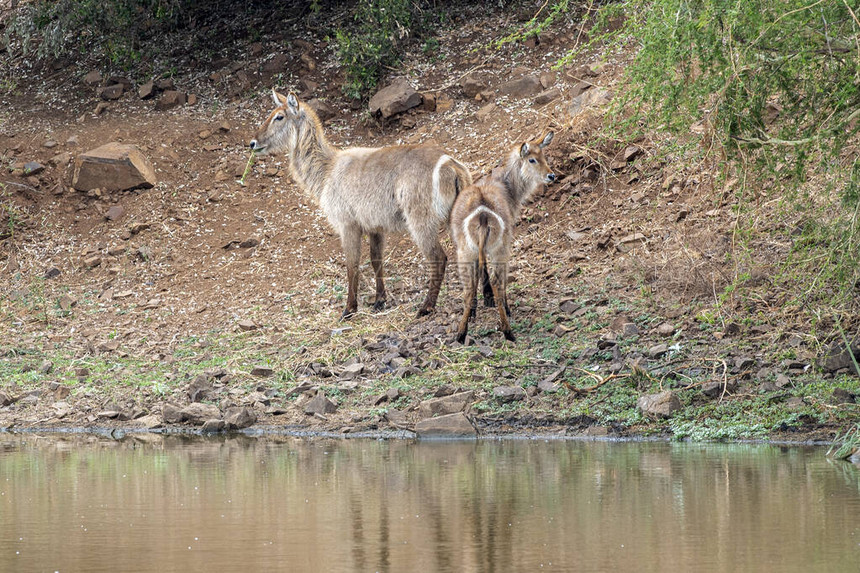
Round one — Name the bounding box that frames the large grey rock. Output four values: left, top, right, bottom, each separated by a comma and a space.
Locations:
224, 406, 257, 429
637, 391, 681, 418
369, 80, 422, 118
305, 390, 337, 415
415, 412, 477, 438
179, 402, 222, 425
72, 143, 156, 192
820, 339, 860, 375
497, 75, 542, 98
418, 390, 474, 419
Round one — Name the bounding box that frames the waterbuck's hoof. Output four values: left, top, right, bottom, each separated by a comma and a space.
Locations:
504, 304, 512, 317
503, 330, 516, 342
456, 332, 468, 344
469, 306, 477, 319
341, 308, 357, 320
371, 300, 386, 312
416, 307, 433, 318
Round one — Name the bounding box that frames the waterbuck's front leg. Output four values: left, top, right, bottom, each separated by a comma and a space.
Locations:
368, 232, 386, 312
341, 225, 362, 319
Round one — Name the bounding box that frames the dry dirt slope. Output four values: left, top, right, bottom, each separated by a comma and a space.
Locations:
0, 7, 857, 439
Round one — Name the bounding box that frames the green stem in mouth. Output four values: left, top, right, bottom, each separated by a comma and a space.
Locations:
239, 150, 256, 185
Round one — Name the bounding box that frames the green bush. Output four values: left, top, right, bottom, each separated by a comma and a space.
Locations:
563, 0, 860, 313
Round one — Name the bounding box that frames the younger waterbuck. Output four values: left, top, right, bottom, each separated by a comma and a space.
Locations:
249, 90, 472, 318
450, 131, 555, 343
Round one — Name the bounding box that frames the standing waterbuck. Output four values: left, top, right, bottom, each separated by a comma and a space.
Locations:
249, 90, 472, 318
450, 131, 555, 343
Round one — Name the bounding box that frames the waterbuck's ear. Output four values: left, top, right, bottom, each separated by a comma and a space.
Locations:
272, 88, 286, 107
286, 92, 300, 114
539, 131, 554, 149
519, 142, 530, 158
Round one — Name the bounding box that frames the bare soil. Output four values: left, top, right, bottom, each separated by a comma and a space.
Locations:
0, 5, 856, 442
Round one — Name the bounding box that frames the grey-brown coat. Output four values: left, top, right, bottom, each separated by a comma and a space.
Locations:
450, 131, 555, 342
250, 90, 472, 318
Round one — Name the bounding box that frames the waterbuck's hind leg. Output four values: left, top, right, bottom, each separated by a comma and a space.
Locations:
416, 238, 447, 317
341, 225, 362, 319
481, 263, 495, 307
369, 232, 387, 312
457, 261, 478, 344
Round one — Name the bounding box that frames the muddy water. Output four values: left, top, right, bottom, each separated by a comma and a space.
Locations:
1, 434, 858, 572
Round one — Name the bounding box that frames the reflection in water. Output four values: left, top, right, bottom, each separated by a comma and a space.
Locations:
1, 434, 859, 572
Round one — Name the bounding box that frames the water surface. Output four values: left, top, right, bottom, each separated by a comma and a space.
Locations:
1, 434, 858, 572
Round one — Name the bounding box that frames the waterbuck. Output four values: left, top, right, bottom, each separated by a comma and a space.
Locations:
249, 90, 472, 318
450, 131, 555, 343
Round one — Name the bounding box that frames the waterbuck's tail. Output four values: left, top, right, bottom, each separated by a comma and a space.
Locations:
464, 204, 504, 263
433, 157, 473, 220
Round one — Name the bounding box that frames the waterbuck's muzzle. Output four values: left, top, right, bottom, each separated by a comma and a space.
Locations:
546, 172, 556, 184
249, 139, 263, 151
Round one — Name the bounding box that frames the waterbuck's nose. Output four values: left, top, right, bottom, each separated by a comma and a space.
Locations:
249, 140, 258, 150
546, 172, 556, 183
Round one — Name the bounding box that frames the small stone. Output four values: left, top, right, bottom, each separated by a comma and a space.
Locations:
98, 84, 124, 100
38, 359, 54, 374
418, 391, 474, 419
250, 366, 274, 377
237, 319, 258, 331
475, 102, 496, 122
23, 161, 44, 175
179, 402, 222, 425
57, 294, 76, 311
156, 90, 187, 111
775, 374, 792, 388
493, 386, 526, 403
656, 323, 675, 336
162, 403, 183, 424
533, 88, 561, 105
647, 344, 668, 358
702, 380, 737, 398
201, 419, 226, 433
105, 205, 125, 221
139, 81, 156, 99
73, 143, 156, 192
83, 70, 102, 86
369, 79, 423, 118
497, 75, 542, 98
45, 267, 61, 279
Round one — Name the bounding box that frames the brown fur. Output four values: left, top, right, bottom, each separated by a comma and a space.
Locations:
250, 90, 472, 318
450, 131, 555, 343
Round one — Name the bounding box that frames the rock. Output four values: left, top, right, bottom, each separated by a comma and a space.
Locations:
45, 267, 62, 279
305, 390, 338, 415
262, 53, 289, 73
461, 74, 488, 98
832, 388, 856, 404
418, 390, 474, 418
475, 102, 496, 122
180, 402, 221, 425
775, 374, 792, 388
187, 375, 213, 402
134, 414, 163, 429
415, 412, 477, 438
105, 205, 125, 221
138, 81, 156, 99
23, 161, 44, 175
201, 419, 225, 433
156, 90, 187, 110
702, 380, 737, 398
567, 88, 612, 119
38, 360, 53, 374
538, 367, 565, 393
237, 319, 258, 331
637, 391, 681, 418
656, 323, 675, 336
386, 387, 401, 401
539, 71, 556, 88
820, 339, 860, 375
83, 256, 101, 269
497, 75, 542, 98
340, 363, 365, 380
72, 143, 156, 192
384, 408, 411, 429
224, 406, 257, 429
52, 402, 74, 418
422, 92, 436, 111
155, 78, 175, 91
369, 80, 422, 118
97, 84, 124, 100
0, 391, 17, 406
493, 386, 526, 403
162, 403, 183, 424
250, 366, 274, 377
306, 98, 336, 122
57, 294, 76, 312
50, 152, 71, 166
534, 88, 561, 105
83, 70, 102, 86
298, 78, 319, 95
647, 344, 668, 358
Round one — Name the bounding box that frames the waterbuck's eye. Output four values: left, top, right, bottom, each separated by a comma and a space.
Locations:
528, 158, 537, 164
274, 114, 284, 121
